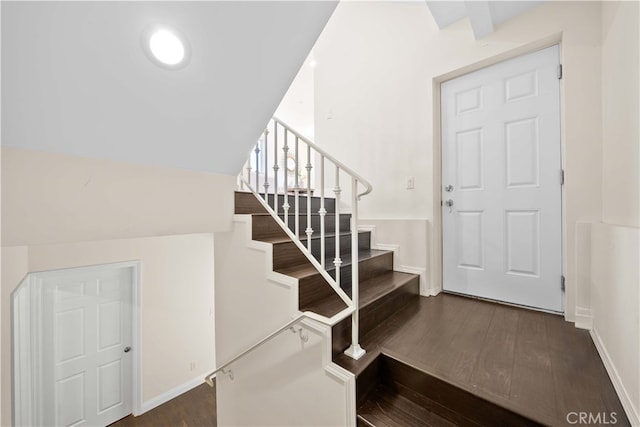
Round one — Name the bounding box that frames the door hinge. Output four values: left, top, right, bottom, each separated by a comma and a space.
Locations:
561, 169, 565, 185
558, 64, 563, 79
561, 275, 566, 292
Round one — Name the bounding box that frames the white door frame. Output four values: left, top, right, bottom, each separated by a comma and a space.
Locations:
12, 261, 142, 426
431, 34, 567, 315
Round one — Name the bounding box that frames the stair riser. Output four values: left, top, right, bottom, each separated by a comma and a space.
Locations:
375, 355, 542, 426
272, 232, 371, 270
306, 232, 370, 261
265, 193, 336, 214
299, 274, 336, 310
237, 191, 338, 215
329, 251, 394, 296
251, 214, 352, 241
280, 214, 351, 237
297, 252, 394, 308
251, 215, 288, 240
235, 192, 268, 214
332, 276, 419, 357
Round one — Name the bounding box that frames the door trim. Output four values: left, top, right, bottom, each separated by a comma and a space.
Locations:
431, 34, 566, 314
12, 261, 142, 425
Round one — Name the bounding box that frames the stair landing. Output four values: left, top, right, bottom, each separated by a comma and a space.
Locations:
342, 293, 630, 427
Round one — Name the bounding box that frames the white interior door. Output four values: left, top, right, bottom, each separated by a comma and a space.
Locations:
42, 266, 133, 426
441, 45, 563, 312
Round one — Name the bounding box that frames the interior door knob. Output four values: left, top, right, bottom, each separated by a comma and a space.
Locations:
445, 199, 454, 207
124, 346, 132, 353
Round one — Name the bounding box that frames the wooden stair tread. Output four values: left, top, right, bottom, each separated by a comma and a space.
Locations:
258, 230, 368, 245
334, 299, 423, 376
358, 271, 418, 309
303, 292, 348, 318
310, 271, 417, 319
250, 212, 348, 218
358, 383, 458, 427
276, 249, 391, 278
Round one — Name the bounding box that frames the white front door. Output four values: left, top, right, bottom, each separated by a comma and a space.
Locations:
42, 266, 133, 426
441, 45, 563, 312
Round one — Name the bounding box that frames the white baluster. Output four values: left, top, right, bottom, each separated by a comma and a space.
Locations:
305, 145, 313, 251
333, 167, 342, 289
294, 137, 300, 239
254, 144, 260, 194
282, 130, 290, 228
273, 121, 279, 216
319, 156, 326, 269
263, 128, 270, 200
344, 177, 366, 360
246, 158, 252, 190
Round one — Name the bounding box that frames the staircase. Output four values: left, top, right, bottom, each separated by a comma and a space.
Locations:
223, 118, 545, 426
234, 190, 544, 426
234, 191, 419, 324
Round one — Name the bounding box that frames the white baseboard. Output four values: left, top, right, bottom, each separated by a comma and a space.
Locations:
574, 307, 593, 330
137, 376, 207, 415
590, 328, 640, 426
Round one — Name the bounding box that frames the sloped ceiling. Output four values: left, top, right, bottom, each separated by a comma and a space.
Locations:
1, 1, 337, 175
426, 1, 543, 39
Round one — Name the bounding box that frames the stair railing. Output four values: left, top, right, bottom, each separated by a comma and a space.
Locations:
206, 314, 307, 385
239, 117, 372, 360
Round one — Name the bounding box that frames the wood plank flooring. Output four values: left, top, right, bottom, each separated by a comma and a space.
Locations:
108, 294, 629, 427
109, 382, 216, 427
339, 293, 630, 426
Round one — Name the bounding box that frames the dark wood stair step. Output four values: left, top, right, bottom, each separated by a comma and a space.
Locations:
357, 383, 458, 427
251, 212, 352, 241
330, 271, 420, 357
265, 193, 337, 214
235, 191, 338, 214
357, 354, 543, 427
267, 231, 371, 271
277, 249, 393, 295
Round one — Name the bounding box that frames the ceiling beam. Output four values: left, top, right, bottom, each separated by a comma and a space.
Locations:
464, 1, 494, 39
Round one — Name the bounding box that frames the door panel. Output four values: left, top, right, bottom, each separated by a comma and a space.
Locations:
442, 45, 562, 312
43, 266, 133, 426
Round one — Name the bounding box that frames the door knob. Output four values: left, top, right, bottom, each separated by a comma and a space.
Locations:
124, 346, 132, 353
444, 185, 454, 192
445, 199, 454, 213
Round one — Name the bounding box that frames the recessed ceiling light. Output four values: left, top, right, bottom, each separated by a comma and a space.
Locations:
142, 25, 191, 70
150, 30, 184, 65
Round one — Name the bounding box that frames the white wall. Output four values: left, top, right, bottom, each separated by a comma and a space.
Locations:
590, 223, 639, 425
601, 1, 639, 228
361, 219, 432, 295
214, 216, 297, 364
214, 216, 354, 426
313, 1, 604, 321
1, 234, 216, 426
216, 319, 353, 427
2, 147, 236, 246
275, 55, 316, 140
589, 2, 640, 423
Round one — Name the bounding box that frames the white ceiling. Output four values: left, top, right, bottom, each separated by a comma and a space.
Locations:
1, 1, 337, 175
426, 1, 543, 39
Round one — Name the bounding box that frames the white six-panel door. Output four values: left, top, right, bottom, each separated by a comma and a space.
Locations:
441, 45, 563, 312
42, 266, 133, 426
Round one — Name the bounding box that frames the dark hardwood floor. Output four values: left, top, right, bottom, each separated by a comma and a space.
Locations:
108, 294, 628, 426
336, 293, 630, 426
109, 382, 216, 427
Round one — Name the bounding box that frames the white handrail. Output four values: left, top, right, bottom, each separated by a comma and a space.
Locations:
239, 118, 371, 361
205, 314, 306, 385
273, 117, 372, 198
